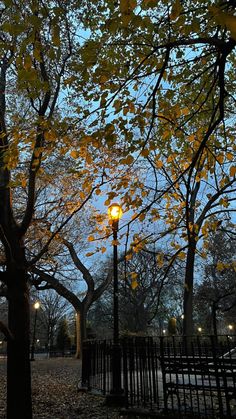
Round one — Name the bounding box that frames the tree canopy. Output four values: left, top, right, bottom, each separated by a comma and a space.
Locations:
0, 1, 236, 417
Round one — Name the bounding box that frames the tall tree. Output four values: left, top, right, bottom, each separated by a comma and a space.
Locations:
0, 2, 117, 417
31, 245, 113, 358
78, 0, 236, 335
37, 290, 70, 351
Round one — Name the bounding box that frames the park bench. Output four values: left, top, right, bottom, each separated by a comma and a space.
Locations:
159, 353, 236, 417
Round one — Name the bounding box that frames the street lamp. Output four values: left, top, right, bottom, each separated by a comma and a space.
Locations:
106, 202, 125, 406
30, 301, 40, 361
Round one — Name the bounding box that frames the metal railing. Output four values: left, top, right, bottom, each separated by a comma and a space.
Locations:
80, 335, 236, 417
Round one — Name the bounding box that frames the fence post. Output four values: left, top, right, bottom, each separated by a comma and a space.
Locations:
211, 335, 225, 418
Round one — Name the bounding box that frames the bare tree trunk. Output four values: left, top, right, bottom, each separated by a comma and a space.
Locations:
75, 311, 81, 359
183, 239, 196, 336
75, 308, 88, 359
7, 266, 32, 419
212, 303, 218, 338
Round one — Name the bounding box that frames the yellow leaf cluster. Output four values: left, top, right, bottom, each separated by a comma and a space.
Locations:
151, 209, 160, 221
216, 154, 224, 164
155, 159, 163, 169
87, 235, 95, 242
120, 0, 137, 14
219, 197, 229, 208
156, 253, 164, 267
125, 253, 133, 261
230, 166, 236, 177
216, 261, 225, 272
178, 251, 186, 260
130, 272, 138, 280
131, 279, 138, 290
120, 155, 134, 165
86, 252, 95, 257
139, 213, 146, 221
70, 150, 79, 159
170, 0, 182, 20
209, 6, 236, 41
141, 149, 149, 157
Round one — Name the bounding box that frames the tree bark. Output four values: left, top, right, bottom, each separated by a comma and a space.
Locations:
6, 266, 32, 419
183, 238, 196, 336
75, 307, 88, 359
212, 303, 218, 338
75, 311, 82, 359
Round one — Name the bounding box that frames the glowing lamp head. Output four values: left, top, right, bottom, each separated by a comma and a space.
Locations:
34, 301, 40, 310
108, 203, 123, 222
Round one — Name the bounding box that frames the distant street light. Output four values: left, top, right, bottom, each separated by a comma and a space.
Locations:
106, 203, 125, 406
197, 327, 202, 333
30, 301, 40, 361
228, 324, 233, 331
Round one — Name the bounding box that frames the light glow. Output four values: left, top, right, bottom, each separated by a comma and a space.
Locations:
108, 203, 123, 221
34, 301, 40, 310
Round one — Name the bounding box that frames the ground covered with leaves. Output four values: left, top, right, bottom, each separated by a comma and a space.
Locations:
0, 357, 122, 418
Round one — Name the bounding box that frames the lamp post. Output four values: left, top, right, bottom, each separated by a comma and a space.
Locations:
30, 301, 40, 361
106, 202, 125, 406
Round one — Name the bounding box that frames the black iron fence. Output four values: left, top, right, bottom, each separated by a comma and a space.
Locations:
80, 335, 236, 417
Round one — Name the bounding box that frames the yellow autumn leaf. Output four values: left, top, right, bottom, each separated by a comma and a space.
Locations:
100, 75, 108, 84
86, 252, 95, 257
226, 152, 234, 161
125, 155, 134, 164
139, 213, 146, 221
230, 166, 236, 177
156, 253, 164, 267
120, 0, 137, 14
86, 153, 92, 164
131, 279, 138, 290
87, 235, 95, 242
141, 149, 149, 157
21, 178, 27, 188
216, 154, 224, 164
181, 107, 189, 116
155, 159, 163, 169
101, 247, 106, 254
178, 251, 186, 260
170, 0, 183, 20
220, 197, 229, 208
70, 150, 79, 159
125, 253, 133, 261
216, 261, 225, 272
187, 134, 195, 142
209, 6, 236, 41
